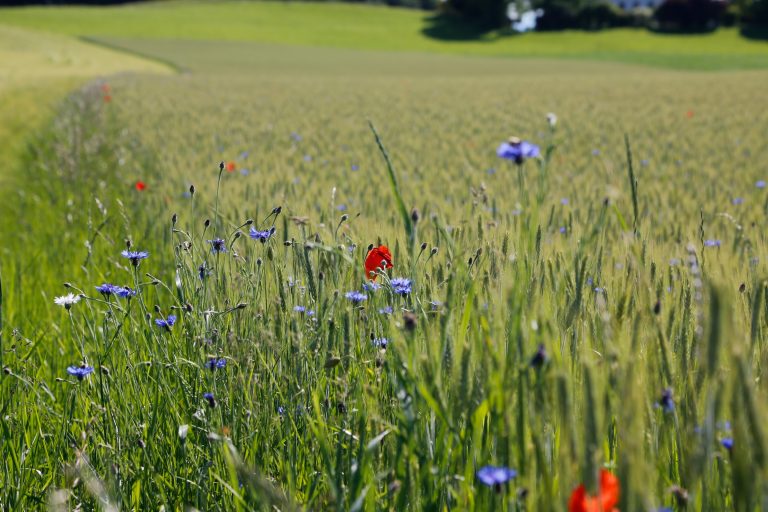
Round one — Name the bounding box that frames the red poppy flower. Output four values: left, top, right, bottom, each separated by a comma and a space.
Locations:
101, 83, 111, 93
103, 95, 112, 103
226, 161, 236, 172
568, 470, 620, 512
365, 245, 393, 280
686, 110, 694, 118
135, 181, 146, 191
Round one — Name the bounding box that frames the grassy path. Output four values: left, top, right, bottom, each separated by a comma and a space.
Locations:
0, 24, 170, 204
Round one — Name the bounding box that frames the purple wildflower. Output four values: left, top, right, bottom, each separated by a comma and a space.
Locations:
497, 138, 540, 164
116, 286, 137, 299
345, 291, 367, 304
121, 250, 149, 266
208, 238, 227, 253
205, 358, 227, 370
67, 365, 94, 380
656, 388, 675, 413
530, 344, 547, 369
249, 226, 276, 243
476, 465, 517, 487
96, 283, 119, 296
155, 315, 177, 329
390, 278, 412, 295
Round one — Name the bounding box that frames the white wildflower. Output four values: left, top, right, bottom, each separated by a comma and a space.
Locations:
54, 293, 81, 310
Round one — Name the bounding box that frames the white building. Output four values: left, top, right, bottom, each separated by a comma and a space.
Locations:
609, 0, 664, 9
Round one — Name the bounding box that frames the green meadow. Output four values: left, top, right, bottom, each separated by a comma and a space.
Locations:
1, 2, 768, 510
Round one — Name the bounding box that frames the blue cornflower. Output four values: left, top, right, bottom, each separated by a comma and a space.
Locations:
290, 132, 302, 142
363, 281, 381, 292
704, 239, 721, 248
336, 204, 348, 212
345, 291, 367, 304
205, 357, 227, 370
721, 437, 734, 451
249, 226, 276, 243
121, 250, 149, 266
96, 283, 119, 296
560, 198, 569, 205
372, 337, 389, 349
486, 168, 496, 175
116, 286, 136, 299
559, 226, 567, 234
756, 180, 766, 189
390, 278, 412, 296
379, 306, 393, 315
296, 306, 315, 317
530, 344, 547, 369
67, 365, 94, 380
476, 465, 517, 487
732, 197, 744, 206
277, 405, 286, 416
592, 149, 601, 156
656, 387, 675, 413
203, 392, 216, 408
208, 238, 227, 253
155, 314, 177, 329
497, 138, 540, 164
351, 164, 359, 171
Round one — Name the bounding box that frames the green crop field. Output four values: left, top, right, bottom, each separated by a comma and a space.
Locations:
1, 2, 768, 511
3, 0, 768, 69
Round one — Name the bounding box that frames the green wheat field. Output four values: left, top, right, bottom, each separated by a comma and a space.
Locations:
1, 2, 768, 510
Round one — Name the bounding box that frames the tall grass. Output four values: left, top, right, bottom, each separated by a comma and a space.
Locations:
0, 55, 767, 511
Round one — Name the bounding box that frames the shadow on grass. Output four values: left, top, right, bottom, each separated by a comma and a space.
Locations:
741, 25, 768, 41
421, 14, 503, 41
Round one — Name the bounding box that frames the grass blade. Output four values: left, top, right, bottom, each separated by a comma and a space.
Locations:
369, 121, 414, 247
